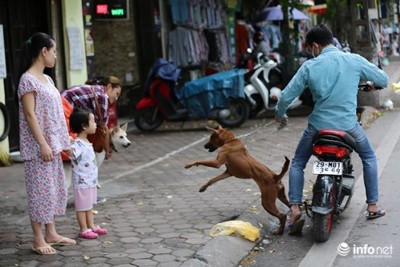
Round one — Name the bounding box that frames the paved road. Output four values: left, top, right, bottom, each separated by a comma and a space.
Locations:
1, 60, 400, 267
0, 116, 307, 267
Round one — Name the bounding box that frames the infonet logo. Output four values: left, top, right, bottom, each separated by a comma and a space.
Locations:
337, 242, 393, 258
337, 243, 351, 256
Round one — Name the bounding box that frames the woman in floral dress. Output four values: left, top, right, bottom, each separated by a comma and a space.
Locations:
17, 32, 76, 255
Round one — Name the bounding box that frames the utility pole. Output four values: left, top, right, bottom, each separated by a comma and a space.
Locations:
349, 0, 374, 60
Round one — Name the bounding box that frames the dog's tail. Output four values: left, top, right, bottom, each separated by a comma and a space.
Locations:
274, 156, 290, 182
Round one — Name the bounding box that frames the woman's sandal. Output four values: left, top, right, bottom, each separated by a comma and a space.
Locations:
365, 209, 386, 219
31, 245, 57, 255
47, 237, 76, 246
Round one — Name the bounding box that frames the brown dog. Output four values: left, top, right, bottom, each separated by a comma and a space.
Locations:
185, 125, 290, 235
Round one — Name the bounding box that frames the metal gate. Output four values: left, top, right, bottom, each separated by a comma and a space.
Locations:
0, 0, 51, 151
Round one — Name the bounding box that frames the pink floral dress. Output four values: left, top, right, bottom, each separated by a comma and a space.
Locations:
18, 72, 71, 224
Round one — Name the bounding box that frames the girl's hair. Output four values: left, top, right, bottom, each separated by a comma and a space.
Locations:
85, 76, 122, 89
15, 32, 55, 106
305, 24, 333, 47
70, 108, 92, 134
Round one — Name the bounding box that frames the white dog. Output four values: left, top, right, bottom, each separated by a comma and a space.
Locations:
64, 123, 131, 188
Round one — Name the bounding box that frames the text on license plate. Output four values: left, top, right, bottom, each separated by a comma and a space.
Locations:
313, 161, 343, 175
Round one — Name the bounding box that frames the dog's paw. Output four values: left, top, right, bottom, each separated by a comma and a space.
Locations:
199, 186, 207, 192
273, 227, 284, 235
185, 162, 196, 169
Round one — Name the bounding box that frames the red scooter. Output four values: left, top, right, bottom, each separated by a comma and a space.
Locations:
134, 58, 249, 132
304, 83, 383, 242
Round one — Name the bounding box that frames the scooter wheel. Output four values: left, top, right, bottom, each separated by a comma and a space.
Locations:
134, 107, 164, 132
312, 188, 335, 242
313, 213, 333, 242
218, 98, 250, 128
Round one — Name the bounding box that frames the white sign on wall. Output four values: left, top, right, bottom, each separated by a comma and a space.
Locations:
67, 27, 85, 70
0, 25, 7, 78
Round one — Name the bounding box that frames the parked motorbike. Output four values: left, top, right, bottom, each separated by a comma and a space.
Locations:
304, 83, 383, 242
134, 58, 249, 132
244, 52, 313, 118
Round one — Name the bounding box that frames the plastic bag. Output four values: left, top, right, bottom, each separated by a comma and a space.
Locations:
209, 220, 260, 242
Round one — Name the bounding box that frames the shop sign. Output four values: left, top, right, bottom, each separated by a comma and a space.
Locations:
93, 0, 129, 20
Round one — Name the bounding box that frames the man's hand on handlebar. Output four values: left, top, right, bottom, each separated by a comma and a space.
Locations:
359, 81, 384, 92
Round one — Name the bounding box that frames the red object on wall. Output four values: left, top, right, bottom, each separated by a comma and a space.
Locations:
107, 102, 118, 128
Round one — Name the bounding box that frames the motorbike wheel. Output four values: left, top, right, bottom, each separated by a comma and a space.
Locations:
218, 98, 250, 128
134, 107, 164, 132
249, 94, 264, 118
313, 187, 336, 242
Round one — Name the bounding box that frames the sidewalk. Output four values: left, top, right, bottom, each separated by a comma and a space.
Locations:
0, 59, 399, 267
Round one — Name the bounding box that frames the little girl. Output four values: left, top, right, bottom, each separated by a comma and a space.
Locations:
69, 108, 108, 239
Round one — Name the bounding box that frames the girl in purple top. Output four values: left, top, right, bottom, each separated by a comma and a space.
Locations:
17, 32, 76, 255
61, 76, 122, 159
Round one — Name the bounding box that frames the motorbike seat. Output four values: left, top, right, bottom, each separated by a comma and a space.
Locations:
313, 129, 356, 150
150, 79, 185, 119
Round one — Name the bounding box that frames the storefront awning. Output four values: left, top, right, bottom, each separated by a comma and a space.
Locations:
308, 4, 327, 14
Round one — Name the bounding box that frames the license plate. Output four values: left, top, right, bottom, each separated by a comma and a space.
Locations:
313, 161, 343, 175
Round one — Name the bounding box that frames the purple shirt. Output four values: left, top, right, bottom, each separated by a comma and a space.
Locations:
61, 85, 108, 125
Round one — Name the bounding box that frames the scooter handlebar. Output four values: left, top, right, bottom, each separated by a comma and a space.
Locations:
358, 81, 384, 92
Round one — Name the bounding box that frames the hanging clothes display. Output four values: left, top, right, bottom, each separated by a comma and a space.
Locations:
167, 0, 231, 68
169, 0, 225, 29
203, 30, 230, 63
168, 27, 209, 67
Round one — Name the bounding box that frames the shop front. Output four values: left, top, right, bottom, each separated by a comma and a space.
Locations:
0, 0, 87, 154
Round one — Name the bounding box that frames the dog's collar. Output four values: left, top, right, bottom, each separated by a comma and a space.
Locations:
111, 143, 118, 152
225, 137, 239, 143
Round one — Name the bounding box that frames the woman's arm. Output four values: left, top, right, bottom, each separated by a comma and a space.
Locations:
21, 92, 54, 162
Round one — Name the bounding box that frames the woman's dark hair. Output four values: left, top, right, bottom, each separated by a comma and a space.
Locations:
305, 24, 333, 47
85, 76, 122, 89
15, 32, 55, 106
70, 108, 91, 134
17, 32, 55, 82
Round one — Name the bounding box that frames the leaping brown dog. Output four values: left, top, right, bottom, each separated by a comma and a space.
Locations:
185, 125, 290, 235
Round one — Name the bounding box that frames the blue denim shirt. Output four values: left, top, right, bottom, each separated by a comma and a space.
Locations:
275, 46, 388, 131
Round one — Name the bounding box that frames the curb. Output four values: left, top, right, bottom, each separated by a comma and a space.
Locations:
181, 195, 289, 267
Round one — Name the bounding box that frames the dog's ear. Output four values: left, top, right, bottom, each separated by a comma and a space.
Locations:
205, 126, 218, 133
120, 123, 128, 131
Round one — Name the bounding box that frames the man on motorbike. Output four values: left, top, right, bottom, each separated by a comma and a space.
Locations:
275, 24, 388, 234
251, 30, 269, 64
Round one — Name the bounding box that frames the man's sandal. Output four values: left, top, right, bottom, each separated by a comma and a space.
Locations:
288, 218, 305, 235
365, 209, 386, 219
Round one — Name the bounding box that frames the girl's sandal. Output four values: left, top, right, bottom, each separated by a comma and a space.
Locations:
79, 229, 98, 239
